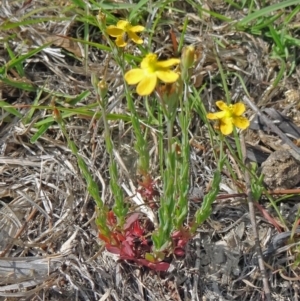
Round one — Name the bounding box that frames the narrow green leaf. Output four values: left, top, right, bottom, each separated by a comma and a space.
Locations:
238, 0, 300, 26
129, 0, 149, 22
250, 13, 282, 32
0, 42, 52, 74
272, 59, 286, 87
268, 25, 284, 53
0, 17, 68, 30
30, 122, 53, 143
23, 89, 44, 124
0, 77, 36, 92
67, 90, 91, 106
5, 43, 25, 77
0, 101, 22, 118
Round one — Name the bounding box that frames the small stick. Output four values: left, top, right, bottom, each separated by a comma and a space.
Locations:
240, 133, 272, 301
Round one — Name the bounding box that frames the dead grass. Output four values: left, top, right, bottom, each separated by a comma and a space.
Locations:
1, 0, 300, 300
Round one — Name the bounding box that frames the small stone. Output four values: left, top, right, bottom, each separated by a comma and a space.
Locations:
261, 150, 300, 189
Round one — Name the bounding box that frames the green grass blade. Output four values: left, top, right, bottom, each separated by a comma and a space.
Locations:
67, 90, 91, 106
238, 0, 300, 26
128, 0, 149, 22
0, 42, 52, 75
268, 25, 284, 54
5, 43, 25, 77
0, 77, 36, 92
0, 101, 22, 118
30, 122, 53, 143
0, 17, 69, 30
23, 89, 44, 125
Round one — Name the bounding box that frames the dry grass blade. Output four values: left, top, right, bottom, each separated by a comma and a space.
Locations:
0, 256, 62, 297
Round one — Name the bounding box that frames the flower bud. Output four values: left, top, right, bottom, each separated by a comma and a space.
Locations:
181, 45, 195, 81
98, 79, 108, 100
181, 45, 195, 69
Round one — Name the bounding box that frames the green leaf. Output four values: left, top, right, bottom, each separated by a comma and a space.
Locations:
67, 90, 91, 106
0, 101, 22, 118
268, 25, 284, 54
30, 122, 53, 143
0, 17, 68, 30
0, 42, 52, 75
238, 0, 300, 26
5, 43, 25, 77
192, 170, 221, 231
23, 89, 44, 124
129, 0, 149, 22
0, 77, 36, 92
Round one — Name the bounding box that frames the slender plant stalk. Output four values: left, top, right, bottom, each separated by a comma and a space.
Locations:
240, 134, 271, 301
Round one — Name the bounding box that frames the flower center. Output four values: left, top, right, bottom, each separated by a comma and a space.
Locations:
224, 105, 234, 118
145, 54, 158, 74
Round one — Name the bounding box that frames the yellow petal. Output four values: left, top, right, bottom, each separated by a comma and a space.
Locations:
232, 102, 246, 116
130, 25, 145, 32
215, 101, 228, 111
115, 36, 127, 47
232, 116, 250, 130
220, 118, 233, 135
128, 31, 143, 44
136, 74, 157, 96
124, 69, 145, 84
141, 53, 157, 69
156, 58, 180, 68
156, 70, 179, 83
117, 20, 129, 30
207, 111, 226, 120
106, 26, 123, 37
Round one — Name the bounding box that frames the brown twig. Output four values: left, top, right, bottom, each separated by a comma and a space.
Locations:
240, 133, 272, 301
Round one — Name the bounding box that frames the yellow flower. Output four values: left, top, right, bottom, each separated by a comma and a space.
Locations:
124, 53, 180, 96
207, 101, 250, 135
106, 20, 144, 47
